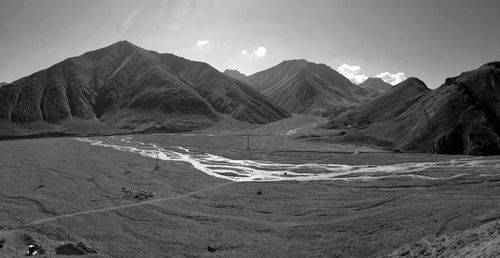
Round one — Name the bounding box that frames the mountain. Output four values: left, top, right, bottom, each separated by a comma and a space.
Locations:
0, 41, 289, 137
328, 62, 500, 155
358, 77, 392, 94
223, 69, 247, 81
244, 60, 374, 115
336, 77, 429, 125
0, 82, 7, 87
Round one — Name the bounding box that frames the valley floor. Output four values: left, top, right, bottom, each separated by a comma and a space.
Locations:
0, 115, 500, 257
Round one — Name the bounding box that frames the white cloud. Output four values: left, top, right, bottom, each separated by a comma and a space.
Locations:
337, 64, 368, 84
338, 64, 361, 73
376, 72, 406, 85
196, 40, 210, 47
240, 49, 248, 55
253, 46, 267, 57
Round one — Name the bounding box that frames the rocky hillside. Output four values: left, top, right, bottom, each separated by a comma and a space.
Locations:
391, 221, 500, 257
328, 62, 500, 155
223, 69, 247, 82
0, 41, 289, 137
244, 60, 374, 115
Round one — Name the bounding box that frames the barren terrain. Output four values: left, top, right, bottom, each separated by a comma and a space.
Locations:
1, 115, 500, 257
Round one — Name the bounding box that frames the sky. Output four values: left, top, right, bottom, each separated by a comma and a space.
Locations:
1, 0, 500, 88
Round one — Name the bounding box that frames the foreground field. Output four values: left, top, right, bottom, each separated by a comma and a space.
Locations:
1, 116, 500, 257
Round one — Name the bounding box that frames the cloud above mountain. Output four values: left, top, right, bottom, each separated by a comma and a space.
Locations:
337, 64, 406, 85
376, 72, 406, 85
253, 47, 267, 57
240, 46, 267, 57
196, 40, 210, 48
337, 64, 368, 84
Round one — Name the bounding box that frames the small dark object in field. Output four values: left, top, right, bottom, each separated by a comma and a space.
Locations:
338, 131, 347, 136
32, 176, 45, 191
76, 241, 98, 254
399, 249, 410, 256
207, 245, 216, 252
125, 162, 131, 175
394, 149, 402, 153
0, 238, 4, 248
56, 243, 85, 255
154, 149, 160, 171
55, 241, 97, 255
121, 187, 156, 201
256, 188, 262, 195
88, 169, 95, 182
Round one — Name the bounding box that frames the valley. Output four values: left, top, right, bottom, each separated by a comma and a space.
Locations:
1, 115, 499, 257
2, 1, 500, 257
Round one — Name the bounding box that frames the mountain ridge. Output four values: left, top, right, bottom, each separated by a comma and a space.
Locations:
244, 59, 374, 115
223, 69, 247, 82
327, 65, 500, 155
0, 41, 290, 137
359, 77, 392, 94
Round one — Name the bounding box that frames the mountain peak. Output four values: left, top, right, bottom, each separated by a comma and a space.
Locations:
245, 59, 373, 115
111, 40, 135, 46
365, 77, 385, 83
282, 59, 308, 64
359, 77, 392, 93
402, 77, 428, 89
276, 59, 310, 70
223, 69, 247, 81
82, 40, 144, 60
0, 42, 290, 136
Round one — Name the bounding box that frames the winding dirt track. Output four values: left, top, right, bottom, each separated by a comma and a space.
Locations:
26, 181, 237, 226
25, 180, 394, 228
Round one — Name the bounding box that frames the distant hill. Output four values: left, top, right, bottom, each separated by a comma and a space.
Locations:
358, 77, 392, 94
0, 41, 289, 137
0, 82, 7, 87
244, 60, 374, 115
223, 69, 247, 81
328, 62, 500, 155
336, 77, 429, 126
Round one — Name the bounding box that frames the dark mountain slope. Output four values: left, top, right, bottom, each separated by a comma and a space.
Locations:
359, 77, 392, 95
245, 59, 309, 92
223, 69, 247, 81
338, 77, 430, 124
157, 53, 289, 124
245, 60, 373, 115
0, 41, 289, 137
328, 63, 500, 155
